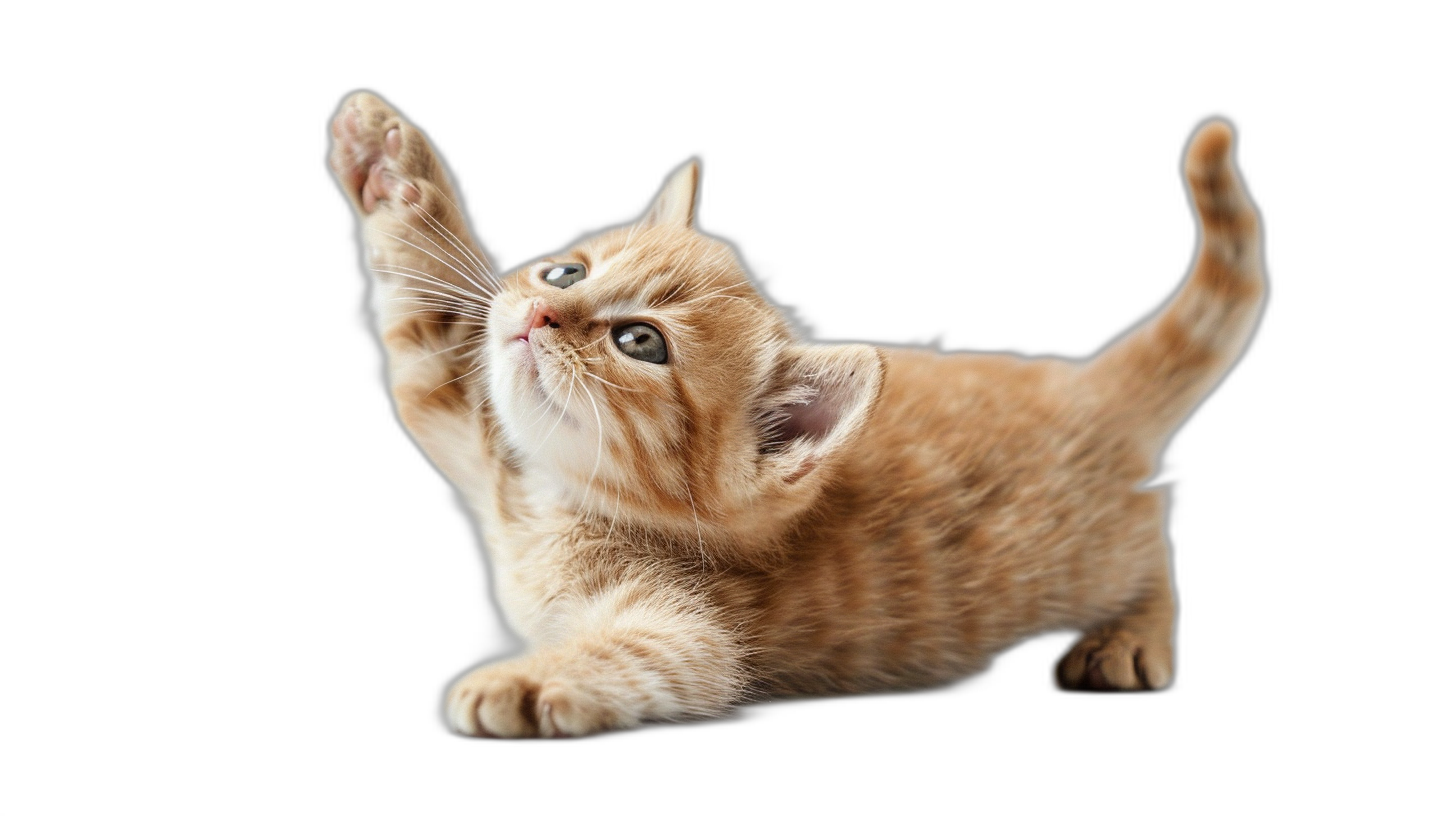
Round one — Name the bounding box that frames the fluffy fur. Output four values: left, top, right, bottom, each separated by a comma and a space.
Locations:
328, 92, 1263, 737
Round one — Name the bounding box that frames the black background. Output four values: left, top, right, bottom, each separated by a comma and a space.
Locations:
267, 68, 1356, 763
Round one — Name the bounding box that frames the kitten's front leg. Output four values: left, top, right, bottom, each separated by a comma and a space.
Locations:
330, 92, 494, 312
329, 92, 500, 483
446, 583, 748, 737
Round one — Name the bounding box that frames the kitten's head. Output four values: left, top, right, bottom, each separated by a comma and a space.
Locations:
485, 162, 883, 557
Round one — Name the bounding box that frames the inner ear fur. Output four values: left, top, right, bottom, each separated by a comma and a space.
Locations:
641, 159, 700, 229
756, 343, 885, 482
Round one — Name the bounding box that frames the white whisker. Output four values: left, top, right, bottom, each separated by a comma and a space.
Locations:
368, 226, 496, 300
677, 279, 750, 308
390, 306, 492, 324
380, 192, 497, 289
565, 333, 613, 355
388, 309, 488, 325
675, 293, 749, 308
390, 289, 492, 311
429, 187, 501, 278
406, 200, 502, 289
582, 383, 606, 499
426, 358, 488, 401
397, 334, 483, 367
390, 292, 493, 320
681, 473, 708, 564
604, 483, 624, 548
393, 212, 488, 292
580, 369, 642, 393
524, 368, 578, 459
520, 384, 565, 428
373, 263, 492, 307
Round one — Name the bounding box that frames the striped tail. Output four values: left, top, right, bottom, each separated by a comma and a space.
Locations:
1085, 120, 1266, 444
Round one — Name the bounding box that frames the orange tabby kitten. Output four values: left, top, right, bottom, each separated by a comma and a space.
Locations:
328, 92, 1263, 737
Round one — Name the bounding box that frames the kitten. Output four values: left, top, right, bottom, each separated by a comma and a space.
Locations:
328, 92, 1263, 737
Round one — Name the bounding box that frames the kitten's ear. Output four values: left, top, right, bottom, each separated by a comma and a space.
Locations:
757, 344, 885, 485
641, 159, 700, 229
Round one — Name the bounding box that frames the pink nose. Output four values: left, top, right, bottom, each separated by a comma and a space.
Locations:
528, 301, 561, 330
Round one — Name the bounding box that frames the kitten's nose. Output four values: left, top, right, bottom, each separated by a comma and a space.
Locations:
528, 300, 561, 330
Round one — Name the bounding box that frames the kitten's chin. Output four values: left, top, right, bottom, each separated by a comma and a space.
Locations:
488, 358, 584, 462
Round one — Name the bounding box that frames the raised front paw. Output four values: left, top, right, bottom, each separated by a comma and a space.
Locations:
329, 91, 429, 214
1056, 627, 1173, 691
445, 663, 627, 739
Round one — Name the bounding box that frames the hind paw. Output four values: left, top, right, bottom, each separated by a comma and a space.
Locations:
1056, 628, 1172, 691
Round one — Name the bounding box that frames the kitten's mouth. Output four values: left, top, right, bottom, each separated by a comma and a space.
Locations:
509, 328, 555, 383
509, 322, 531, 344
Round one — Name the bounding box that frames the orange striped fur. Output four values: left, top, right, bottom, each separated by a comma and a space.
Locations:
328, 92, 1264, 736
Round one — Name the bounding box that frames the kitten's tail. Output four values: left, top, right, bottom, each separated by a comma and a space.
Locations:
1084, 120, 1266, 445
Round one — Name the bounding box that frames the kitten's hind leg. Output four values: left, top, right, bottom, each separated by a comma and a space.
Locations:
1056, 562, 1176, 691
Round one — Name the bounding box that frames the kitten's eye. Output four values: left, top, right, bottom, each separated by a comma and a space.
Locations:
542, 263, 587, 288
612, 323, 668, 364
